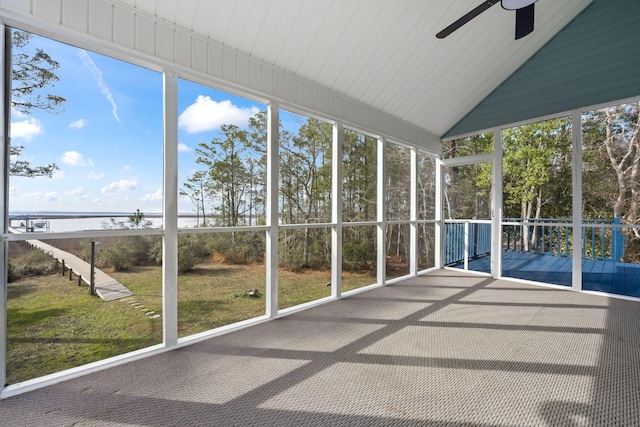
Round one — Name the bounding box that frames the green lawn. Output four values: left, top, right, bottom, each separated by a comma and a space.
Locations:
7, 257, 377, 384
7, 272, 161, 384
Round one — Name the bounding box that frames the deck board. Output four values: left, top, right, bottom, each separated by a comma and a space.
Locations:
23, 238, 133, 301
611, 264, 627, 295
452, 252, 640, 298
624, 263, 640, 297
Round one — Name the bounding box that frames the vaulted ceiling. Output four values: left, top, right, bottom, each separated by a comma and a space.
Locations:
112, 0, 591, 138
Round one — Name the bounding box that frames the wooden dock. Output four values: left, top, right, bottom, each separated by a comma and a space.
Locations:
13, 230, 133, 301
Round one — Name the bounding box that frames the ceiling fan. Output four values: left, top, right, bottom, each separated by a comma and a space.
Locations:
436, 0, 538, 40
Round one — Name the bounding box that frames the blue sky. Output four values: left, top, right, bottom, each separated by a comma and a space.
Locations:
9, 32, 271, 214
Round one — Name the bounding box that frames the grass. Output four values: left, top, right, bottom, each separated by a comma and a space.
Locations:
176, 263, 266, 336
7, 272, 161, 384
7, 243, 379, 384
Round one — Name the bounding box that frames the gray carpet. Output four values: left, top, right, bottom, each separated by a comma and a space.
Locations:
2, 269, 640, 426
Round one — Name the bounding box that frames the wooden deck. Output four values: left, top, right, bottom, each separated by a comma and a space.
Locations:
22, 237, 133, 301
450, 251, 640, 298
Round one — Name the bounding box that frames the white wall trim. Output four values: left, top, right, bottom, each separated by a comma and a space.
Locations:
491, 129, 503, 278
162, 69, 179, 347
265, 102, 279, 318
0, 22, 8, 390
331, 122, 343, 298
377, 136, 386, 285
571, 109, 583, 291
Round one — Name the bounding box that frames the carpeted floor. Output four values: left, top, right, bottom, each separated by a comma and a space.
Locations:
2, 269, 640, 426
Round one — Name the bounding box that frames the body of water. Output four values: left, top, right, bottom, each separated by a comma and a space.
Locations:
8, 213, 199, 233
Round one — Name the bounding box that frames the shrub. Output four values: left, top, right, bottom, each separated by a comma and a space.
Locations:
343, 240, 375, 271
177, 234, 209, 273
101, 245, 135, 271
277, 229, 330, 271
7, 262, 16, 283
207, 232, 265, 264
130, 235, 158, 266
8, 247, 59, 281
624, 236, 640, 263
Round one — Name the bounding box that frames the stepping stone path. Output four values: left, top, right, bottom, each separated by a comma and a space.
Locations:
123, 297, 161, 319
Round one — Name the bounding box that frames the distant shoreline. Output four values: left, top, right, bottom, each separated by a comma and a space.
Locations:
8, 213, 199, 219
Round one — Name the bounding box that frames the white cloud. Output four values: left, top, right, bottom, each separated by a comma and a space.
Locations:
62, 151, 93, 167
101, 178, 137, 196
78, 49, 121, 124
45, 191, 58, 202
65, 187, 88, 201
178, 96, 259, 134
16, 191, 59, 202
141, 188, 162, 202
69, 119, 88, 129
11, 108, 28, 118
178, 143, 192, 153
123, 165, 131, 172
11, 118, 43, 141
66, 187, 84, 196
86, 171, 104, 180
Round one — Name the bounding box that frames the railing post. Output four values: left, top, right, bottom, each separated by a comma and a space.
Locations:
463, 222, 469, 270
520, 222, 525, 252
612, 217, 623, 262
472, 217, 478, 258
582, 225, 593, 258
90, 241, 96, 296
600, 222, 605, 258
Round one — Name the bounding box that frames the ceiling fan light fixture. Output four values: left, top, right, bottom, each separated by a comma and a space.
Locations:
501, 0, 537, 10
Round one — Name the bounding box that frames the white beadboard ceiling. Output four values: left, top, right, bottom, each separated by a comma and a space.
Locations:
112, 0, 591, 137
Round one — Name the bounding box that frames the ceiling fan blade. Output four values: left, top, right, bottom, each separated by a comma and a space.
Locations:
515, 3, 535, 39
436, 0, 499, 39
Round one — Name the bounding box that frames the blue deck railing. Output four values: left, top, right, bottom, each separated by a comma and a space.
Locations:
445, 217, 626, 266
444, 221, 491, 265
503, 217, 625, 261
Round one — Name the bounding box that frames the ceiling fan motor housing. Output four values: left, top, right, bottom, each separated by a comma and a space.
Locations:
501, 0, 538, 10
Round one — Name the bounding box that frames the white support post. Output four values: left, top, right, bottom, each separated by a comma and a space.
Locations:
491, 129, 503, 278
0, 24, 10, 390
266, 103, 279, 317
434, 157, 444, 269
377, 136, 387, 285
463, 222, 469, 270
162, 70, 178, 348
331, 123, 343, 298
572, 110, 583, 291
410, 147, 418, 276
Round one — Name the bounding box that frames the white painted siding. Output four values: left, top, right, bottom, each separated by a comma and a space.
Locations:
0, 0, 441, 151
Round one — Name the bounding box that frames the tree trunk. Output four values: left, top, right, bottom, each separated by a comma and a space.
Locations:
303, 227, 310, 267
532, 188, 543, 250
604, 108, 632, 218
521, 196, 528, 251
